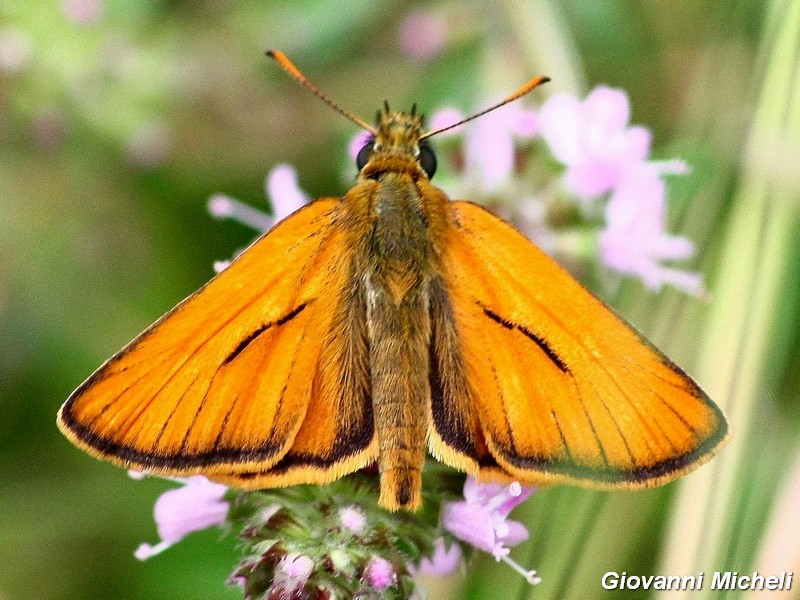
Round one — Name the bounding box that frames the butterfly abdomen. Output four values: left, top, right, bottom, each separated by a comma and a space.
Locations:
366, 282, 430, 510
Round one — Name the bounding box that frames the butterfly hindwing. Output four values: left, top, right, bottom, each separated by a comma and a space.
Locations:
427, 276, 510, 480
430, 201, 728, 488
212, 251, 378, 488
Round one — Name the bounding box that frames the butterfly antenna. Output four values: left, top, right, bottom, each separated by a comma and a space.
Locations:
420, 74, 550, 140
267, 50, 378, 135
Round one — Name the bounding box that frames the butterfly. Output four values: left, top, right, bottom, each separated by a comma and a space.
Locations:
57, 50, 729, 511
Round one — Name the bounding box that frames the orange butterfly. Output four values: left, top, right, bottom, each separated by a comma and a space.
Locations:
58, 51, 729, 511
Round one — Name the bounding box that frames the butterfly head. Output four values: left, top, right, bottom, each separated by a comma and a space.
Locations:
355, 104, 437, 181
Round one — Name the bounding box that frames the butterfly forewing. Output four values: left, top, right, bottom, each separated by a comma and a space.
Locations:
432, 201, 728, 488
58, 199, 353, 475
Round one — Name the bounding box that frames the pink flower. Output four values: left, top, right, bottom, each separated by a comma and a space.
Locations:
398, 9, 447, 62
208, 193, 275, 232
209, 164, 307, 235
339, 505, 366, 534
539, 87, 650, 199
539, 87, 701, 294
461, 103, 539, 193
443, 478, 531, 558
443, 477, 541, 585
412, 537, 462, 577
134, 476, 229, 560
265, 164, 310, 220
269, 552, 314, 597
428, 107, 464, 135
600, 162, 702, 294
363, 556, 396, 589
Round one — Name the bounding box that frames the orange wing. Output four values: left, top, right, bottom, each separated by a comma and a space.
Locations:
428, 201, 729, 489
58, 199, 377, 483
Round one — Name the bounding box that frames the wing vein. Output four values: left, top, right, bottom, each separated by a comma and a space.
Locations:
551, 410, 572, 460
149, 371, 203, 452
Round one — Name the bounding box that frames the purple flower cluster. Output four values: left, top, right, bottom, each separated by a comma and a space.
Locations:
539, 88, 701, 293
133, 472, 539, 588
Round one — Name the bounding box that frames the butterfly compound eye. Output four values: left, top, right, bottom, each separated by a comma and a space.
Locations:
356, 140, 374, 170
419, 142, 437, 178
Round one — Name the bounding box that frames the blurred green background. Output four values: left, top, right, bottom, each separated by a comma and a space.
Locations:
2, 1, 799, 599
